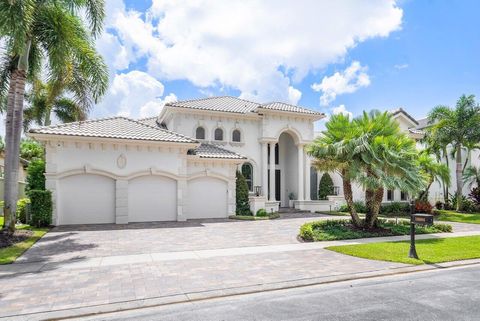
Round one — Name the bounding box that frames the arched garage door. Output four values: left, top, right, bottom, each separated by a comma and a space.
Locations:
186, 177, 228, 219
128, 176, 177, 222
58, 174, 115, 225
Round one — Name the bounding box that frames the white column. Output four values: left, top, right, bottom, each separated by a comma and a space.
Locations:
261, 142, 268, 197
269, 142, 276, 201
297, 144, 304, 201
305, 155, 311, 201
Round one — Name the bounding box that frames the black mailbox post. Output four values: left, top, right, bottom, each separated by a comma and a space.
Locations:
409, 210, 434, 259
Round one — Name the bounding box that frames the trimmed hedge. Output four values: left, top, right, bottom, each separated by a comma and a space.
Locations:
16, 198, 31, 224
26, 159, 46, 192
318, 173, 334, 200
29, 190, 52, 227
236, 171, 251, 215
256, 208, 267, 217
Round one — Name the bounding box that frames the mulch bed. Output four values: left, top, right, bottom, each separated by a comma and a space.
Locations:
0, 230, 33, 248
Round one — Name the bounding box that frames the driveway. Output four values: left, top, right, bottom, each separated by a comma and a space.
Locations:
15, 212, 326, 264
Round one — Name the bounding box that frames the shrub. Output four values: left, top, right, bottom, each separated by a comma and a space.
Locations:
435, 201, 444, 210
299, 223, 314, 241
469, 187, 480, 207
16, 198, 31, 224
256, 208, 267, 217
338, 201, 366, 213
380, 202, 410, 216
415, 200, 433, 214
29, 190, 52, 227
26, 159, 46, 192
318, 173, 334, 200
236, 171, 251, 215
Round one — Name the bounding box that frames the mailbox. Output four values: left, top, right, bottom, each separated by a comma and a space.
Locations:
411, 213, 434, 226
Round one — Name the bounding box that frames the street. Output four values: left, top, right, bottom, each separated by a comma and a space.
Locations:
71, 264, 480, 321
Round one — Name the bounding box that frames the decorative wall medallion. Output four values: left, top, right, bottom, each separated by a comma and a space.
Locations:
117, 154, 127, 169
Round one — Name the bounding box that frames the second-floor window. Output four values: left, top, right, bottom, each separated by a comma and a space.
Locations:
214, 128, 224, 141
196, 126, 205, 140
232, 129, 241, 142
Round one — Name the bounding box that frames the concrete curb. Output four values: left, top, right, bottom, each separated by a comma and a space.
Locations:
9, 258, 480, 321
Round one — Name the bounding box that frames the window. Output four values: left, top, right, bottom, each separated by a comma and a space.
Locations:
242, 162, 253, 191
401, 191, 407, 201
195, 127, 205, 140
387, 189, 394, 201
267, 143, 279, 164
232, 129, 241, 142
214, 128, 224, 141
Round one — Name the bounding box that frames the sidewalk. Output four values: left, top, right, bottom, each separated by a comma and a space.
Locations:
2, 228, 480, 320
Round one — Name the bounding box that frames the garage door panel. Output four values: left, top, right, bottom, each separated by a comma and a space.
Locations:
187, 177, 227, 219
59, 174, 115, 225
128, 176, 177, 222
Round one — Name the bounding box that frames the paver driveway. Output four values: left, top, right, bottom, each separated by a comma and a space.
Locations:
17, 212, 326, 264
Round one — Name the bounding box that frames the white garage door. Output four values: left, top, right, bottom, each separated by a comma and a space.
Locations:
59, 174, 115, 225
128, 176, 177, 222
186, 177, 228, 219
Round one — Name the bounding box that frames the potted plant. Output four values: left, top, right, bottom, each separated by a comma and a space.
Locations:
288, 192, 296, 208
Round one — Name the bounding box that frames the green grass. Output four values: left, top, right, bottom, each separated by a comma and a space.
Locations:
0, 216, 49, 264
299, 219, 452, 241
327, 235, 480, 265
435, 210, 480, 224
229, 213, 280, 220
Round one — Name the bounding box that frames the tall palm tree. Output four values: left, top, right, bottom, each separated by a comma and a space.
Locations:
463, 165, 480, 188
0, 0, 108, 232
306, 113, 363, 227
417, 152, 451, 201
23, 78, 89, 129
426, 95, 480, 211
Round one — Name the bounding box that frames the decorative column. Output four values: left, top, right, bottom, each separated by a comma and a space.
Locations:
261, 142, 268, 197
297, 144, 304, 201
305, 155, 311, 201
269, 142, 276, 201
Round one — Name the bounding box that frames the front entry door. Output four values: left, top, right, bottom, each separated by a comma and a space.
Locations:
267, 169, 281, 201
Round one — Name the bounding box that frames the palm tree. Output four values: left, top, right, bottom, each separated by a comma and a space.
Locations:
0, 0, 108, 232
353, 111, 425, 228
306, 113, 363, 227
23, 78, 90, 129
422, 135, 451, 204
426, 95, 480, 211
464, 166, 480, 188
417, 152, 451, 201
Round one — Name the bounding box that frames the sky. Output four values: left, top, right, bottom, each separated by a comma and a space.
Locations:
93, 0, 480, 129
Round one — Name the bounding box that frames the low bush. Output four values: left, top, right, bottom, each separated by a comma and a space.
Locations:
16, 198, 31, 224
299, 219, 452, 242
29, 190, 52, 227
380, 202, 410, 216
415, 200, 433, 214
256, 208, 267, 217
338, 201, 367, 213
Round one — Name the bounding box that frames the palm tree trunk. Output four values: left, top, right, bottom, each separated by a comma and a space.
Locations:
455, 145, 463, 212
2, 72, 17, 231
418, 179, 433, 201
366, 188, 384, 229
364, 188, 374, 227
341, 170, 361, 227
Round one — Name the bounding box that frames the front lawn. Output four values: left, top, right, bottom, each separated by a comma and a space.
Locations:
0, 216, 49, 264
435, 210, 480, 224
299, 219, 452, 241
326, 235, 480, 265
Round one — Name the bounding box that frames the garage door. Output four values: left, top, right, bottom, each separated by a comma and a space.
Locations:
128, 176, 177, 222
58, 174, 115, 225
186, 177, 228, 219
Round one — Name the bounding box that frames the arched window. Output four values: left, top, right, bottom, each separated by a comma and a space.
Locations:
232, 129, 241, 142
196, 126, 205, 140
214, 128, 224, 141
241, 162, 253, 191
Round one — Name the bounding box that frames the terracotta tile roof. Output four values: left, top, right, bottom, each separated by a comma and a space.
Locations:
191, 143, 247, 159
29, 117, 196, 143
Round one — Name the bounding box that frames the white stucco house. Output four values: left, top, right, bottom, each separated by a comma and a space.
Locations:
28, 96, 325, 225
28, 96, 478, 225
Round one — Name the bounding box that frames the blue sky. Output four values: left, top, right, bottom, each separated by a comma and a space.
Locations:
94, 0, 480, 125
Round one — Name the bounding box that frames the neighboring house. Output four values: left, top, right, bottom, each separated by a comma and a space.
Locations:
0, 153, 29, 199
28, 96, 325, 225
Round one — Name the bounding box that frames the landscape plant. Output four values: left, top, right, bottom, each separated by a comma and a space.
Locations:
28, 190, 52, 227
236, 171, 251, 215
318, 173, 334, 200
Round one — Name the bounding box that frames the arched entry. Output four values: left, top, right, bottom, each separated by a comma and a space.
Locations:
277, 131, 299, 207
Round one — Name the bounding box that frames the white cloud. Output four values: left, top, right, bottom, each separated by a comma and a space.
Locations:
98, 0, 402, 106
394, 63, 409, 69
94, 70, 172, 119
332, 104, 353, 119
311, 61, 371, 106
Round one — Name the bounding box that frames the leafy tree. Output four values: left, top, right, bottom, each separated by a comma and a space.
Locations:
0, 0, 109, 232
236, 171, 251, 215
425, 95, 480, 211
417, 152, 451, 201
318, 173, 334, 200
20, 138, 43, 161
